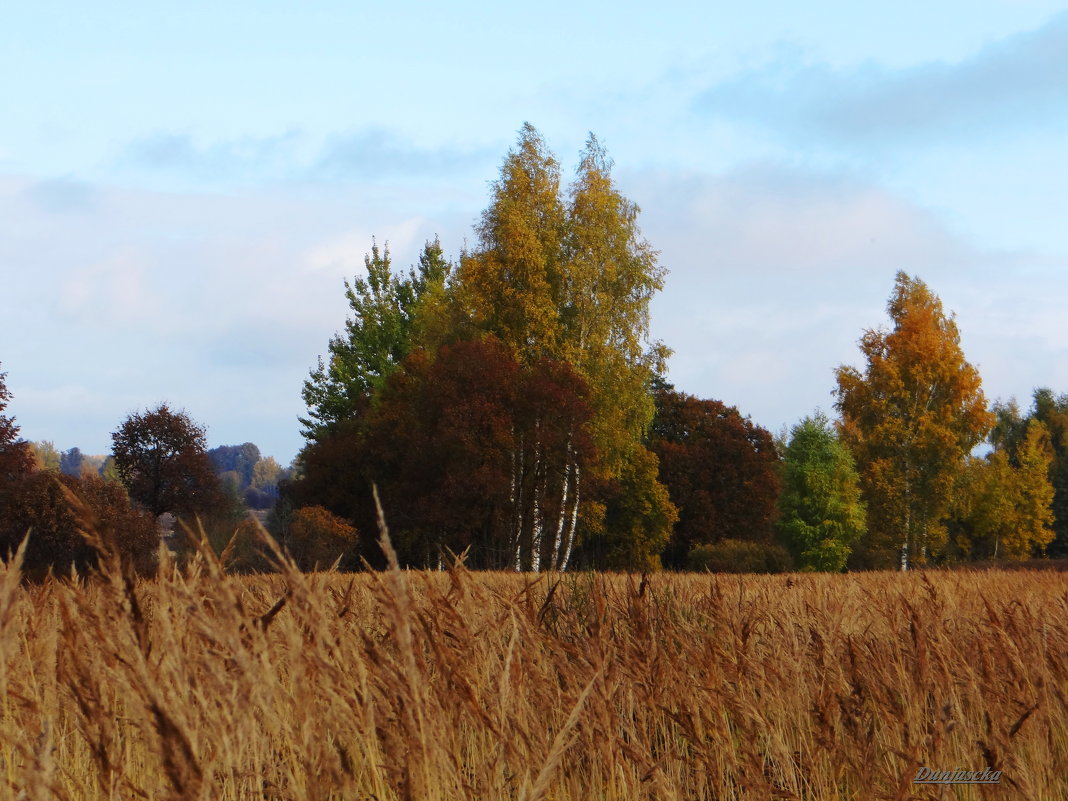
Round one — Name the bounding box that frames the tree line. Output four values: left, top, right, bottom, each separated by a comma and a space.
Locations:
1, 125, 1064, 574
281, 125, 1064, 573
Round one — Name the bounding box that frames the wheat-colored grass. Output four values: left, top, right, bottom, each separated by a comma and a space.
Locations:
0, 535, 1065, 800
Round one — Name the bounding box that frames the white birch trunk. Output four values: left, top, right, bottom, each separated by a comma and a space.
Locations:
550, 439, 574, 568
559, 464, 580, 571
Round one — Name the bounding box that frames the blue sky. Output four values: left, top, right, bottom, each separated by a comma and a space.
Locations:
4, 1, 1068, 464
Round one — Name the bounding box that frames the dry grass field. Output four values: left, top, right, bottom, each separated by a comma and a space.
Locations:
0, 534, 1065, 800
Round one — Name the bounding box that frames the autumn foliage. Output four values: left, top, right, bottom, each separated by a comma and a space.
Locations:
294, 126, 676, 571
836, 272, 993, 569
296, 338, 596, 569
111, 404, 229, 520
286, 505, 359, 571
0, 471, 158, 575
649, 387, 781, 568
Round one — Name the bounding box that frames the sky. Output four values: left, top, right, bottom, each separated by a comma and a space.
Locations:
4, 1, 1068, 465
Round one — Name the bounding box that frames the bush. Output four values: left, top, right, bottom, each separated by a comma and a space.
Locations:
216, 516, 274, 574
686, 539, 794, 574
0, 472, 159, 576
288, 506, 360, 572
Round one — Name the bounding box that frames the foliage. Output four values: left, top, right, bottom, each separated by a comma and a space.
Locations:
777, 412, 866, 572
835, 272, 993, 569
686, 539, 794, 573
296, 127, 674, 572
990, 388, 1068, 556
649, 387, 781, 568
101, 454, 122, 483
111, 404, 229, 520
0, 364, 33, 481
562, 135, 670, 473
60, 446, 85, 477
30, 441, 61, 472
287, 505, 360, 571
364, 341, 518, 568
208, 443, 262, 486
948, 421, 1056, 560
456, 127, 668, 469
284, 416, 375, 563
204, 443, 285, 510
456, 124, 567, 364
450, 127, 673, 569
301, 239, 452, 441
371, 338, 597, 570
0, 471, 158, 575
247, 456, 283, 509
251, 456, 282, 491
572, 444, 676, 571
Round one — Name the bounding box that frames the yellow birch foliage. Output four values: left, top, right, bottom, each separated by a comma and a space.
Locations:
564, 136, 669, 474
1011, 421, 1058, 556
952, 421, 1055, 560
449, 126, 675, 569
456, 123, 566, 363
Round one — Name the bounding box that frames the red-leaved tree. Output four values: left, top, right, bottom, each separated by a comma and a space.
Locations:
289, 337, 595, 570
111, 404, 228, 520
649, 387, 781, 568
368, 337, 594, 569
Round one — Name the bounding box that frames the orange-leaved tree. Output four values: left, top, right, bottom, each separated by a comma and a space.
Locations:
835, 273, 993, 569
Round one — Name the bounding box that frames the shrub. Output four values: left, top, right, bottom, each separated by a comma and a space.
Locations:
288, 505, 359, 571
686, 539, 793, 573
0, 472, 159, 576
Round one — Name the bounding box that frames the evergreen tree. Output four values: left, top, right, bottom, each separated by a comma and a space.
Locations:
0, 364, 33, 481
777, 412, 866, 572
301, 239, 452, 440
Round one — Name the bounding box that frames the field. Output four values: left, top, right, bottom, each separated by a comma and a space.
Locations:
0, 539, 1065, 800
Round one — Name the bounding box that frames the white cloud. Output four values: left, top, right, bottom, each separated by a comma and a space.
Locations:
300, 218, 427, 278
2, 173, 473, 463
697, 11, 1068, 149
59, 249, 162, 324
117, 127, 497, 188
628, 162, 1065, 432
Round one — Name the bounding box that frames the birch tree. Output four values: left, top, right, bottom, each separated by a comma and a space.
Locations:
834, 272, 992, 569
455, 126, 673, 570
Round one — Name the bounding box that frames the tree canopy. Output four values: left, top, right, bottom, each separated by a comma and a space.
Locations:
777, 411, 866, 572
0, 364, 33, 481
835, 272, 993, 569
111, 404, 228, 520
300, 239, 452, 441
291, 125, 676, 571
649, 387, 780, 569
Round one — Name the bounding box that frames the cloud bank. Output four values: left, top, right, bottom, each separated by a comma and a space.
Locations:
698, 12, 1068, 148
